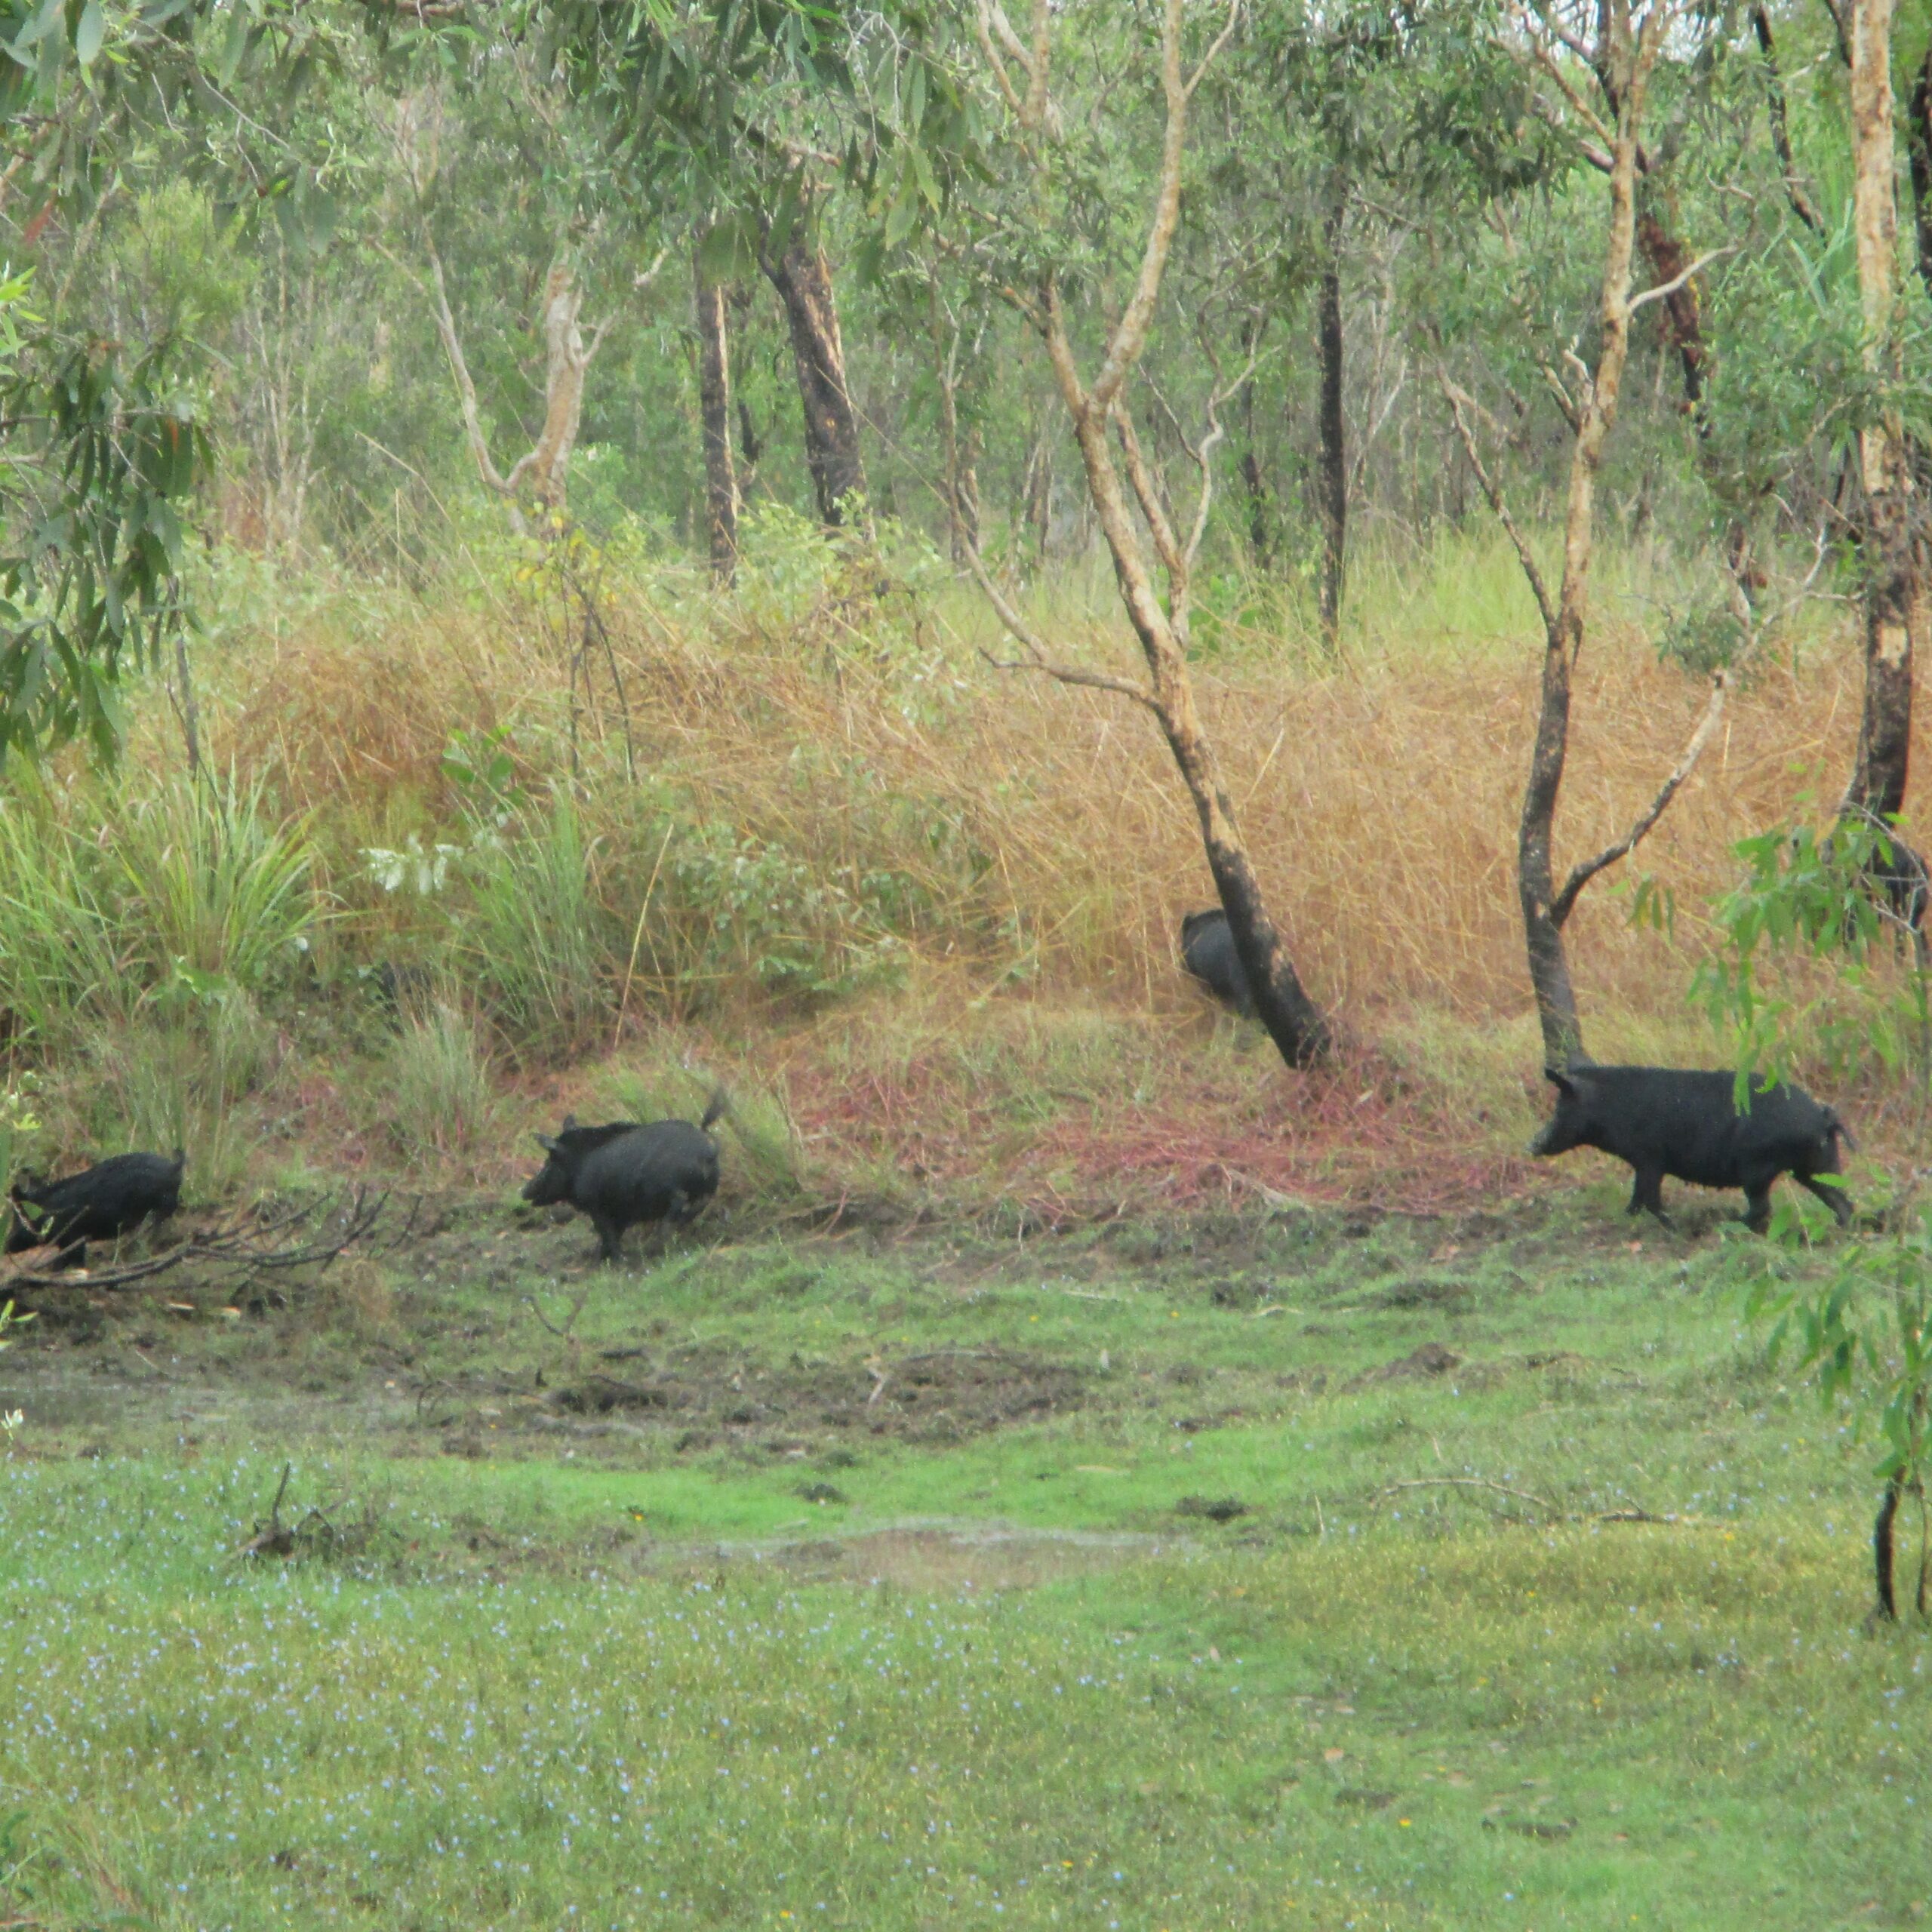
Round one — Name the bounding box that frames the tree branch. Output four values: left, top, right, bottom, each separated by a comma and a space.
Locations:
1438, 373, 1558, 638
421, 241, 512, 497
1520, 16, 1617, 149
1085, 0, 1187, 420
1185, 0, 1243, 100
1627, 245, 1735, 315
1111, 399, 1185, 580
1549, 669, 1729, 927
958, 524, 1158, 714
1752, 3, 1826, 233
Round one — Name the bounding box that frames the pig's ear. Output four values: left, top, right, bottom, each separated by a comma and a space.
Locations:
560, 1113, 578, 1131
534, 1133, 558, 1153
1543, 1067, 1577, 1096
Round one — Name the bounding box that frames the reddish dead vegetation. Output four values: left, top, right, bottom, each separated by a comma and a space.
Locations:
778, 1040, 1554, 1224
1020, 1074, 1549, 1219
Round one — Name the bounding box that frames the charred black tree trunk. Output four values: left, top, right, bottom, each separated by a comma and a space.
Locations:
1875, 1475, 1902, 1621
692, 247, 738, 583
1847, 488, 1919, 826
1237, 315, 1272, 567
759, 224, 867, 528
1909, 46, 1932, 302
1752, 4, 1828, 235
1316, 195, 1347, 654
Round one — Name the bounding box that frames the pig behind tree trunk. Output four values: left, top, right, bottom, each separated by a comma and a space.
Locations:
1179, 909, 1257, 1018
1529, 1064, 1851, 1232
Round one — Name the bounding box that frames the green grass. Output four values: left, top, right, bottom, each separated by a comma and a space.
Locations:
2, 1197, 1928, 1930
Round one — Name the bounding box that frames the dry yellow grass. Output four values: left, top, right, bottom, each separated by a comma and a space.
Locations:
197, 560, 1878, 1036
62, 534, 1909, 1207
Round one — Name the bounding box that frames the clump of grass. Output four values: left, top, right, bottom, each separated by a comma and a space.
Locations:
112, 766, 321, 993
457, 786, 609, 1059
73, 998, 272, 1196
0, 774, 128, 1040
384, 1001, 498, 1164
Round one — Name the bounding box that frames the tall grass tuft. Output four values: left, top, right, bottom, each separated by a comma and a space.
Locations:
112, 768, 321, 995
78, 998, 272, 1198
0, 777, 128, 1040
460, 786, 608, 1059
386, 1001, 499, 1165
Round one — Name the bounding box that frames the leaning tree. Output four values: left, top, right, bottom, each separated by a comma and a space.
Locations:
921, 0, 1333, 1068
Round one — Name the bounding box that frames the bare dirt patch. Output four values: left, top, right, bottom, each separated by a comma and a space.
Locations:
1349, 1342, 1463, 1388
545, 1343, 1086, 1449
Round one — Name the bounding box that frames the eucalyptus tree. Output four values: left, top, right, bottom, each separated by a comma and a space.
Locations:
361, 31, 637, 533
529, 0, 888, 535
0, 0, 349, 762
921, 0, 1331, 1067
1443, 0, 1738, 1064
1839, 0, 1924, 846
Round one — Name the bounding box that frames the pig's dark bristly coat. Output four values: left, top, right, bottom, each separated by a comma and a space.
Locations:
1179, 909, 1257, 1017
6, 1149, 186, 1257
522, 1097, 725, 1263
1530, 1064, 1850, 1231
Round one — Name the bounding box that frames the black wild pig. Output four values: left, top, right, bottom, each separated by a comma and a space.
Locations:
1180, 908, 1256, 1017
7, 1149, 186, 1256
522, 1097, 725, 1263
1529, 1064, 1851, 1232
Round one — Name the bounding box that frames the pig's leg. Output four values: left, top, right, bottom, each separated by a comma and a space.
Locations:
1627, 1168, 1669, 1224
1796, 1171, 1854, 1226
1742, 1183, 1774, 1233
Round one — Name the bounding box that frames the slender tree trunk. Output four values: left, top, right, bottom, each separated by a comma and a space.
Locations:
961, 0, 1331, 1068
1023, 423, 1054, 569
758, 223, 867, 528
931, 294, 980, 564
1518, 10, 1662, 1066
1845, 0, 1923, 827
692, 245, 738, 583
1752, 4, 1827, 235
1062, 371, 1330, 1064
1316, 194, 1347, 654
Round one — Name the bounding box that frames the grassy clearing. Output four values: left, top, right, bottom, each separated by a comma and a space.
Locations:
2, 1199, 1927, 1929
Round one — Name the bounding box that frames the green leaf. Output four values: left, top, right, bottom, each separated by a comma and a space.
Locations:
72, 0, 102, 66
13, 0, 64, 50
888, 184, 919, 251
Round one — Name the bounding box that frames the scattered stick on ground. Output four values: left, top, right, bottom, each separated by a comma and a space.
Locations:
1373, 1477, 1682, 1525
2, 1189, 402, 1298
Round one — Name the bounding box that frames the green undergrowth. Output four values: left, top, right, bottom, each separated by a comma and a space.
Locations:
2, 1199, 1927, 1930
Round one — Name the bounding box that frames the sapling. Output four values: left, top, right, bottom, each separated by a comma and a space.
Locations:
1702, 814, 1932, 1620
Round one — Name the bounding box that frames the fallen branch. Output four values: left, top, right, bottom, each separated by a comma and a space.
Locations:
3, 1189, 395, 1295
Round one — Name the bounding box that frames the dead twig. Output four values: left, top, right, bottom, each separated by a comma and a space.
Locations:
2, 1188, 392, 1296
1374, 1477, 1686, 1525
